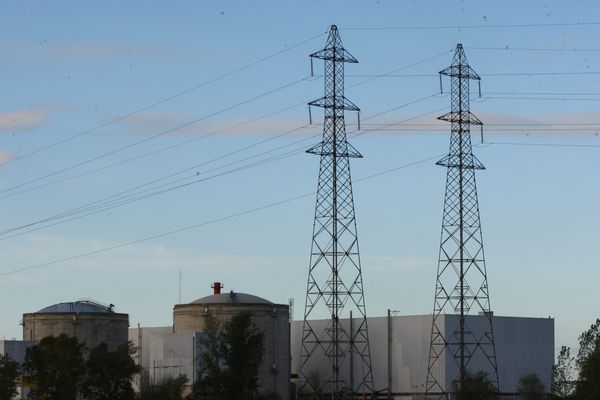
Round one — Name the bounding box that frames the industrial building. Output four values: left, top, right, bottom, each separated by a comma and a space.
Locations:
0, 340, 36, 400
0, 299, 128, 399
130, 283, 291, 399
22, 299, 129, 351
290, 313, 554, 398
0, 289, 554, 400
129, 282, 554, 399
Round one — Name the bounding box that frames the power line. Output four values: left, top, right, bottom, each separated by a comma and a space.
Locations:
0, 97, 443, 241
345, 50, 452, 89
0, 31, 326, 168
0, 142, 314, 241
468, 46, 600, 52
356, 128, 600, 132
359, 122, 600, 126
0, 52, 450, 200
486, 141, 600, 148
481, 95, 600, 101
0, 76, 311, 196
3, 133, 597, 275
483, 92, 600, 96
347, 71, 600, 78
342, 22, 600, 31
0, 100, 312, 200
0, 149, 454, 276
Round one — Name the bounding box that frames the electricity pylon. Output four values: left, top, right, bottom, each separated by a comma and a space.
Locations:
297, 25, 374, 400
426, 44, 499, 399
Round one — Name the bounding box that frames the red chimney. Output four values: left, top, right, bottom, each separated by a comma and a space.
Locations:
211, 282, 223, 295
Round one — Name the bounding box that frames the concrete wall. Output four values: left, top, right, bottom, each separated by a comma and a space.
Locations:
22, 312, 129, 351
173, 302, 290, 399
148, 332, 195, 385
291, 314, 554, 398
128, 326, 173, 392
0, 340, 36, 364
1, 340, 37, 400
493, 315, 554, 393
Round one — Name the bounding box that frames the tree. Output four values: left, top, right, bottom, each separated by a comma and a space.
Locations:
451, 370, 498, 400
190, 314, 226, 400
138, 375, 187, 400
81, 342, 140, 400
0, 353, 20, 400
576, 319, 600, 399
222, 312, 264, 400
553, 346, 575, 399
190, 311, 265, 400
518, 373, 545, 400
23, 334, 85, 400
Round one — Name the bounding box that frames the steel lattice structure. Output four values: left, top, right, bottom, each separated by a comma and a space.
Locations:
425, 44, 499, 399
297, 25, 374, 400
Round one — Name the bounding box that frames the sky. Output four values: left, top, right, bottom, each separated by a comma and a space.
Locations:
0, 1, 599, 356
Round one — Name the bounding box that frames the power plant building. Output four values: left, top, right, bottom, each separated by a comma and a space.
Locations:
130, 284, 291, 399
290, 313, 554, 398
22, 300, 129, 351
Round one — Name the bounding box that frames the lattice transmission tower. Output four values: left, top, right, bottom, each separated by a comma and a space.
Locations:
297, 25, 374, 400
425, 44, 499, 399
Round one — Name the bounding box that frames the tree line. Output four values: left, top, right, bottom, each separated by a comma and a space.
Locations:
0, 335, 139, 400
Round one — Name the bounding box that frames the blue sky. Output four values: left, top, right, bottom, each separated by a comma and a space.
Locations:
1, 0, 599, 356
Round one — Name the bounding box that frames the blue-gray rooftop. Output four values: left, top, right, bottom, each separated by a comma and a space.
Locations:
191, 292, 272, 305
37, 300, 115, 314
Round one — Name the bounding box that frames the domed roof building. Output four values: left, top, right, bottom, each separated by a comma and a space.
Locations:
173, 283, 290, 399
23, 299, 129, 350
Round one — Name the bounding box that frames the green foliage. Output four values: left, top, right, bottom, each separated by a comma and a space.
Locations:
575, 319, 600, 400
190, 314, 226, 399
23, 334, 85, 400
552, 346, 576, 399
451, 370, 498, 400
0, 353, 20, 400
82, 342, 140, 400
190, 311, 265, 400
222, 312, 264, 400
23, 335, 141, 400
138, 375, 187, 400
518, 373, 545, 400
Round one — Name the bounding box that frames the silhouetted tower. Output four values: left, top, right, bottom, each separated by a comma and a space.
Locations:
297, 25, 374, 400
425, 44, 499, 399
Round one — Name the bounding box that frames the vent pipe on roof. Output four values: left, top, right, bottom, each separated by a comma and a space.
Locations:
211, 282, 223, 295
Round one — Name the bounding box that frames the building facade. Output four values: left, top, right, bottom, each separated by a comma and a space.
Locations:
290, 313, 554, 398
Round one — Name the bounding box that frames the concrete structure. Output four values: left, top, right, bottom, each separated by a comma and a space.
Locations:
130, 284, 291, 399
1, 340, 36, 400
22, 300, 129, 351
290, 313, 554, 399
128, 326, 182, 391
173, 285, 290, 399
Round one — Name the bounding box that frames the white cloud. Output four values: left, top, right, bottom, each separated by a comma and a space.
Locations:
0, 151, 17, 163
361, 109, 600, 136
0, 107, 49, 133
107, 112, 315, 137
